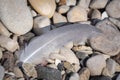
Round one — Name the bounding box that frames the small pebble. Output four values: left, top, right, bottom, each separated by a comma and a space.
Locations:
90, 0, 108, 9
69, 73, 79, 80
53, 12, 67, 25
102, 11, 108, 19
60, 48, 80, 65
91, 9, 101, 19
66, 0, 76, 6
79, 68, 90, 80
115, 62, 120, 72
86, 54, 106, 76
0, 35, 19, 52
33, 16, 51, 35
63, 61, 74, 72
78, 0, 91, 10
67, 6, 87, 22
30, 9, 37, 17
22, 63, 37, 78
58, 5, 70, 14
55, 59, 61, 66
104, 59, 116, 77
14, 67, 23, 78
1, 52, 15, 71
29, 0, 56, 18
76, 52, 88, 60
106, 0, 120, 18
36, 65, 62, 80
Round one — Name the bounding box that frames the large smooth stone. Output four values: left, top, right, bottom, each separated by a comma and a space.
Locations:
29, 0, 56, 18
0, 0, 33, 35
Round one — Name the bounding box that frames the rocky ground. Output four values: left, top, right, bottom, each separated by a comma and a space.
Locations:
0, 0, 120, 80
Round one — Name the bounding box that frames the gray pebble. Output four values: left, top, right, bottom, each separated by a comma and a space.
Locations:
36, 65, 62, 80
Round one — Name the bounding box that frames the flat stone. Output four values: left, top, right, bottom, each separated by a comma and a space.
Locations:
33, 16, 51, 35
29, 0, 56, 18
0, 0, 33, 35
53, 12, 67, 25
36, 65, 62, 80
67, 6, 87, 22
0, 65, 5, 80
89, 34, 120, 56
58, 5, 70, 14
22, 63, 37, 78
91, 9, 101, 19
0, 35, 19, 52
79, 68, 90, 80
90, 0, 108, 9
0, 22, 11, 37
86, 55, 106, 76
106, 0, 120, 18
69, 73, 79, 80
66, 0, 76, 6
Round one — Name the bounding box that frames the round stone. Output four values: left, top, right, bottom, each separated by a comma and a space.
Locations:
67, 6, 87, 22
29, 0, 56, 18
